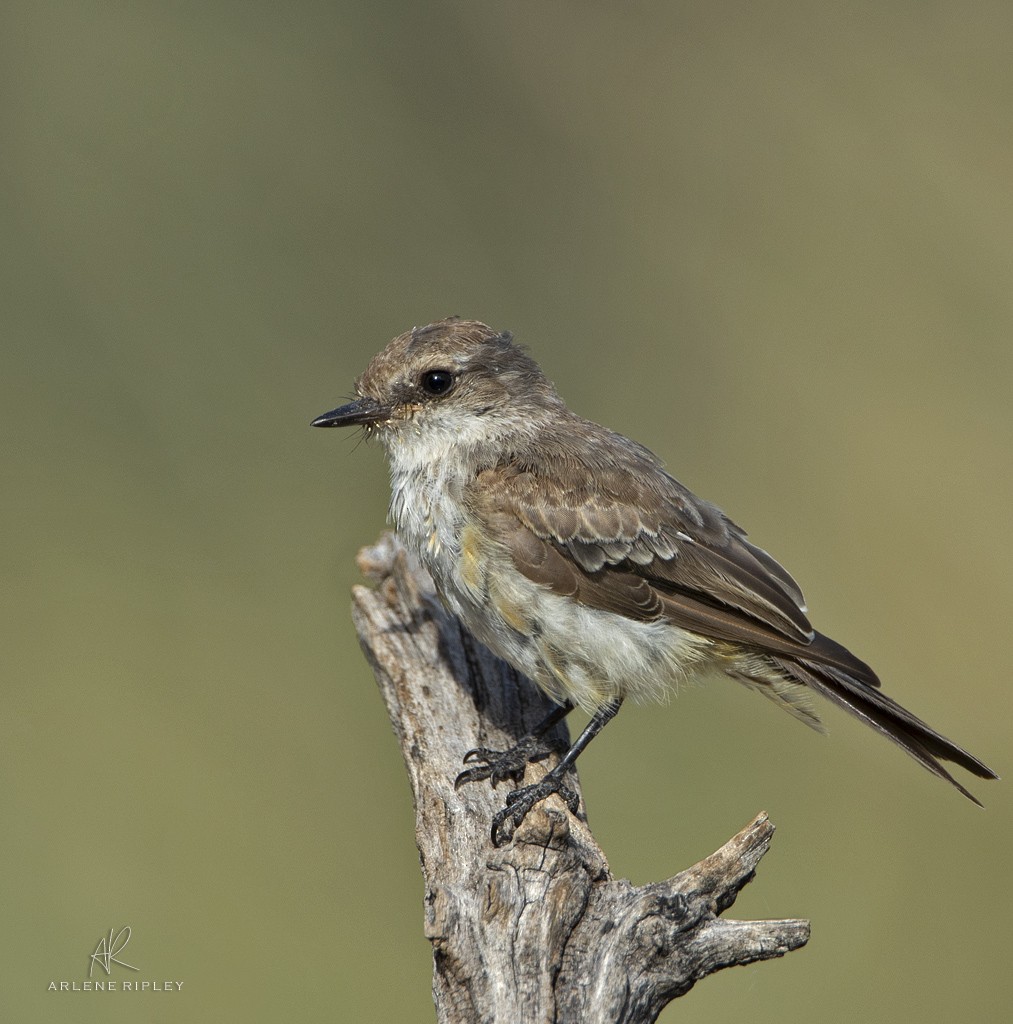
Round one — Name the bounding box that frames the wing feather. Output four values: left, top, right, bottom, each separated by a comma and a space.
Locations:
471, 430, 818, 648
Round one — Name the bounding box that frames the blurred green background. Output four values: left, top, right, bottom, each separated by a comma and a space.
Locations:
2, 1, 1010, 1020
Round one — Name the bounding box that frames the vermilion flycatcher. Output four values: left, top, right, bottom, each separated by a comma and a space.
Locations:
313, 317, 996, 845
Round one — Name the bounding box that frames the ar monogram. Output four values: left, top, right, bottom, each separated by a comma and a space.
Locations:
89, 926, 138, 977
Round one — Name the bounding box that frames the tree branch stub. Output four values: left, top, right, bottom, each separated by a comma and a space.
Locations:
350, 532, 809, 1023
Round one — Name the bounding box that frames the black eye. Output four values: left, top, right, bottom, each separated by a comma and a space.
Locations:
420, 369, 455, 397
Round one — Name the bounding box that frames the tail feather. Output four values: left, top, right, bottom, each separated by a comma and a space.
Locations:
771, 655, 998, 804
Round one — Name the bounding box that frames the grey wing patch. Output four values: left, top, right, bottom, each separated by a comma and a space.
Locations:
513, 483, 656, 572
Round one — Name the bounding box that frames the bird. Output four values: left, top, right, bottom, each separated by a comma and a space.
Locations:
312, 316, 997, 845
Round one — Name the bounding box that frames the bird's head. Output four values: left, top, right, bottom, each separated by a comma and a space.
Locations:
311, 317, 564, 453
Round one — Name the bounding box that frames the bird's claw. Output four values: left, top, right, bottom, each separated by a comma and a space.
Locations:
489, 771, 580, 847
455, 747, 525, 789
454, 737, 556, 790
461, 746, 498, 764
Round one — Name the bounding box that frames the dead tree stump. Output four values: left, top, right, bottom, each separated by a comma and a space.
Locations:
351, 533, 809, 1023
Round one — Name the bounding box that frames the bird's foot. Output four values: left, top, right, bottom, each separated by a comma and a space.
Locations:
489, 766, 580, 847
454, 733, 559, 790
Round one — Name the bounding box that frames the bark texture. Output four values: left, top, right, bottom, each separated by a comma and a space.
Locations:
351, 533, 809, 1023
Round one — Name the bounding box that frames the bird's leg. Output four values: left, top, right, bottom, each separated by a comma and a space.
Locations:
455, 699, 575, 789
489, 698, 624, 847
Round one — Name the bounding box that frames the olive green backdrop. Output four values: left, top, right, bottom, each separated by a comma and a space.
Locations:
2, 2, 1010, 1021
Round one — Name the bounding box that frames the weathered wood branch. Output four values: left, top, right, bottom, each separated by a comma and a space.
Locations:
351, 532, 809, 1024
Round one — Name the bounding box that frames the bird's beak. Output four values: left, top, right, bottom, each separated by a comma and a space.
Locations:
311, 396, 390, 428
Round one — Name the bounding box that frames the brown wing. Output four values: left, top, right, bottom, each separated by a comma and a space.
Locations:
466, 421, 879, 687
464, 421, 1000, 792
